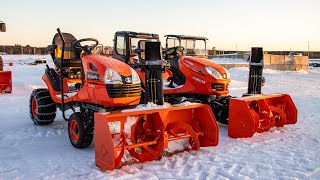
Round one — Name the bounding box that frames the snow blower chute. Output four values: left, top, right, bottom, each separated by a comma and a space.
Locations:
228, 47, 297, 138
94, 42, 218, 171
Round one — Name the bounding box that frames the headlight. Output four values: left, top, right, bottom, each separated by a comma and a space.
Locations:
131, 68, 141, 84
205, 66, 222, 79
104, 68, 122, 84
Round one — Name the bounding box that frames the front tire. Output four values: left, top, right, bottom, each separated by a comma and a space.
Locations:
29, 88, 56, 125
68, 112, 93, 149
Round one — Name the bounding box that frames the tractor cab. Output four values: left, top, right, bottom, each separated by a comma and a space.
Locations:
164, 35, 208, 58
112, 31, 160, 65
112, 31, 175, 85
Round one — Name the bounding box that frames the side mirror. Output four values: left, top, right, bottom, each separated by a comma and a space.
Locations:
0, 22, 6, 32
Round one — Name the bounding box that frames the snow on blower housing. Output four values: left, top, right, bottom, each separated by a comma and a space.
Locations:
29, 28, 297, 171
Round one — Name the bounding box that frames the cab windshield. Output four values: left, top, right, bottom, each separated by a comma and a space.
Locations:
167, 38, 207, 56
130, 37, 158, 56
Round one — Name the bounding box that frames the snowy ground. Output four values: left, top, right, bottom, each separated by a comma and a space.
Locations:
0, 55, 320, 179
1, 54, 51, 65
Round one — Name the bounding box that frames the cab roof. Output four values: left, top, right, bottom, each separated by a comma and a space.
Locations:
115, 31, 159, 39
164, 34, 208, 41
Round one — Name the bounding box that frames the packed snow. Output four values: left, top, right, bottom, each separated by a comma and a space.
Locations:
0, 55, 320, 179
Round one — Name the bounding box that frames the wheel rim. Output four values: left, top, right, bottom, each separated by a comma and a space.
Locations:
69, 119, 80, 143
31, 97, 37, 118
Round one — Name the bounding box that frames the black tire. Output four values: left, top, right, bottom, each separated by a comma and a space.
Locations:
29, 88, 56, 125
68, 112, 93, 149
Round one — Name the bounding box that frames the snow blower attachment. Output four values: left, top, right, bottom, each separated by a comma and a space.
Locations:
0, 21, 12, 93
94, 42, 218, 171
0, 56, 12, 93
228, 47, 297, 138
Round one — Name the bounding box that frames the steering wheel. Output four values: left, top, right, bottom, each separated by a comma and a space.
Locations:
163, 46, 184, 60
73, 38, 99, 52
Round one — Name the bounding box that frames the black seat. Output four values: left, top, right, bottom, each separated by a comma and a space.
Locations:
48, 33, 82, 69
169, 56, 186, 86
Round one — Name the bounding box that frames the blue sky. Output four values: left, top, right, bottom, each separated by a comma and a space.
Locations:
1, 0, 320, 51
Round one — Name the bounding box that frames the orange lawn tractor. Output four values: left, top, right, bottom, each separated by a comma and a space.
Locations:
110, 31, 297, 139
30, 29, 219, 170
29, 28, 142, 148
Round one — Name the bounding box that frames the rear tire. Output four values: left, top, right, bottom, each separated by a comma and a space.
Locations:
29, 88, 56, 125
68, 112, 93, 149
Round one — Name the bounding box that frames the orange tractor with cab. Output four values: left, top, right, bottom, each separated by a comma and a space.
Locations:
111, 31, 297, 138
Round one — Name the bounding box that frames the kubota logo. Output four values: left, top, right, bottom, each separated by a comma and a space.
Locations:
124, 77, 132, 83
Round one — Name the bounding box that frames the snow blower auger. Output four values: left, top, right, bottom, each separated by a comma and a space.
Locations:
228, 47, 297, 138
94, 41, 218, 171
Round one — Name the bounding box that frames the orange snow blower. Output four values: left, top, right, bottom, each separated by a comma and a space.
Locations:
228, 48, 297, 138
94, 42, 218, 171
95, 104, 218, 171
0, 57, 12, 93
0, 21, 12, 93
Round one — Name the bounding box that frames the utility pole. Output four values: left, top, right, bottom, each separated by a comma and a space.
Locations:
307, 40, 310, 59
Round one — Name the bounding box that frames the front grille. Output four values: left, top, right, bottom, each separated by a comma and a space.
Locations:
211, 83, 224, 91
106, 84, 141, 98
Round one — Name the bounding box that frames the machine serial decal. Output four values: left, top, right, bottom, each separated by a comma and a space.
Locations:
192, 76, 205, 84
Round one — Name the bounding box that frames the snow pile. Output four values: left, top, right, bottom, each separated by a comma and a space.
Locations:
0, 56, 320, 179
121, 102, 171, 112
124, 116, 138, 138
